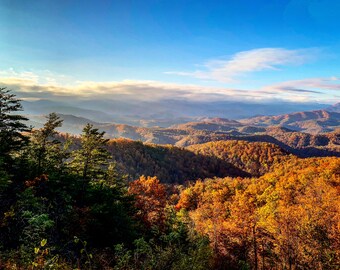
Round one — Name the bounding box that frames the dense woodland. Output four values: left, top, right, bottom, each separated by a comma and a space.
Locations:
187, 141, 291, 177
0, 87, 339, 269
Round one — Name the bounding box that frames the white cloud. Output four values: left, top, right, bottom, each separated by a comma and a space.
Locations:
263, 77, 340, 92
0, 68, 73, 86
0, 69, 338, 103
166, 48, 316, 83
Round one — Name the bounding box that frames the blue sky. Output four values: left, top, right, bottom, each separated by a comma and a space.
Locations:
0, 0, 340, 104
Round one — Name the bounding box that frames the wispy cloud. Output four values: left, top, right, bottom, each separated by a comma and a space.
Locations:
0, 68, 73, 86
263, 77, 340, 92
166, 48, 317, 83
260, 77, 340, 103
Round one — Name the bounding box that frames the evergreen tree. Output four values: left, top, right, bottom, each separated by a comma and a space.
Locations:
0, 87, 30, 167
28, 113, 65, 175
0, 87, 30, 189
69, 123, 111, 182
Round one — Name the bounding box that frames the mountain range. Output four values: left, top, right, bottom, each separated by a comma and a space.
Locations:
239, 109, 340, 133
26, 104, 340, 158
21, 99, 328, 127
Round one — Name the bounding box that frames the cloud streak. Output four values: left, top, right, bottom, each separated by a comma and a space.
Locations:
166, 48, 316, 83
0, 69, 338, 104
263, 77, 340, 94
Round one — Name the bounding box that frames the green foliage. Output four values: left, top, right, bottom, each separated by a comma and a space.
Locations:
27, 113, 68, 175
111, 203, 213, 270
0, 87, 30, 153
113, 234, 212, 270
0, 88, 30, 180
69, 123, 111, 181
0, 157, 11, 191
82, 180, 137, 247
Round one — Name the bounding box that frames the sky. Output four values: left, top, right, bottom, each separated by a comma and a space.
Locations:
0, 0, 340, 104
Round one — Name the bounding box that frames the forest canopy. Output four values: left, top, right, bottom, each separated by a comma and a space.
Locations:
0, 88, 339, 269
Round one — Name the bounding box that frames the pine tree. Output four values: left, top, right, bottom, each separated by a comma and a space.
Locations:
0, 87, 30, 171
69, 123, 111, 182
28, 112, 64, 175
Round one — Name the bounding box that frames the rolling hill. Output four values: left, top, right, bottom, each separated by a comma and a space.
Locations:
240, 110, 340, 133
106, 139, 251, 183
26, 104, 340, 158
31, 113, 340, 157
187, 140, 291, 176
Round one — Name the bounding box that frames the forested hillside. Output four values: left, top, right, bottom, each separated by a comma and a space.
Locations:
0, 88, 339, 269
107, 139, 249, 183
187, 140, 291, 176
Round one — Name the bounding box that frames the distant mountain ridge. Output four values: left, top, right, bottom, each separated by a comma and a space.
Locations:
21, 98, 329, 127
171, 117, 243, 131
240, 109, 340, 133
327, 102, 340, 112
25, 102, 340, 158
34, 116, 338, 158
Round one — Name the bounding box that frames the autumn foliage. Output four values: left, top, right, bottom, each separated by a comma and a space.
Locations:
177, 157, 340, 269
0, 89, 339, 269
188, 140, 291, 176
128, 175, 167, 229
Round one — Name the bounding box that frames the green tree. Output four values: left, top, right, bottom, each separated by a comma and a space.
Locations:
28, 112, 65, 175
69, 123, 111, 182
0, 87, 30, 169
